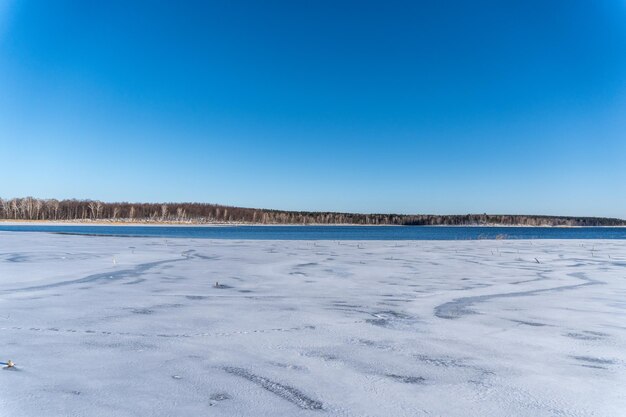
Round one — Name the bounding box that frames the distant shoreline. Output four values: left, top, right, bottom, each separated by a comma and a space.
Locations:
1, 220, 624, 228
3, 197, 623, 227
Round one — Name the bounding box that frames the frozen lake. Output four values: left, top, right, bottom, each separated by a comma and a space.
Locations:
0, 232, 624, 416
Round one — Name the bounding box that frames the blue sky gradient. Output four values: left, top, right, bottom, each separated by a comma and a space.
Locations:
1, 1, 625, 217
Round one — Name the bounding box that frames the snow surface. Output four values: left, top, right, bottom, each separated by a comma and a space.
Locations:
0, 232, 624, 416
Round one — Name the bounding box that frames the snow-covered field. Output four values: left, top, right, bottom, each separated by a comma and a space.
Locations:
0, 232, 624, 416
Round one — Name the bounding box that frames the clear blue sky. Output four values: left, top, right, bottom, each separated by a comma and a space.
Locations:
1, 1, 625, 217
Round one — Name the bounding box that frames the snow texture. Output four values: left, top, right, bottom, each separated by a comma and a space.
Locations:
0, 232, 624, 416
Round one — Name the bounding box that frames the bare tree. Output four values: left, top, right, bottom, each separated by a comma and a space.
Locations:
0, 199, 9, 219
96, 201, 103, 219
87, 201, 97, 220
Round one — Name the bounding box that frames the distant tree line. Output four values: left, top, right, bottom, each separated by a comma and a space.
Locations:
1, 197, 624, 226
